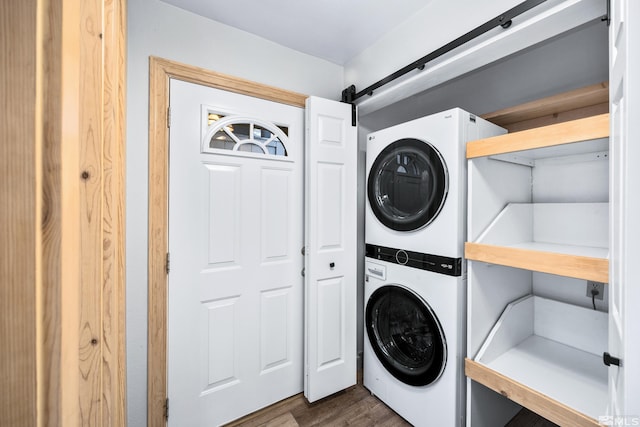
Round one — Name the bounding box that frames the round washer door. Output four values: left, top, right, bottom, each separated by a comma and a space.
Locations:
366, 285, 447, 386
368, 138, 448, 231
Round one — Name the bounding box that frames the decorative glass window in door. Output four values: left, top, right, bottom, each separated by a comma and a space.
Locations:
202, 112, 290, 159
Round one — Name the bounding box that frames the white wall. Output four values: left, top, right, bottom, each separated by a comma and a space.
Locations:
126, 1, 344, 425
344, 0, 527, 90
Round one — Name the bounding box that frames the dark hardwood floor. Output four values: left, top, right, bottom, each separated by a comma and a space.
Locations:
225, 384, 411, 427
224, 384, 558, 427
505, 409, 559, 427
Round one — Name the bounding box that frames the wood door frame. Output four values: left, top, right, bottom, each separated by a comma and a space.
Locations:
147, 56, 307, 426
79, 0, 128, 424
1, 1, 126, 424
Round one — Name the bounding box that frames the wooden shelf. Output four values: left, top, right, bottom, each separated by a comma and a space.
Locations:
466, 359, 602, 427
465, 242, 609, 282
481, 82, 609, 132
466, 202, 609, 282
466, 295, 607, 427
467, 113, 609, 159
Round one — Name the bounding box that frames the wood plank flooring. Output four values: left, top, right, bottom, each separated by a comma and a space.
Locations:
225, 384, 411, 427
224, 384, 559, 427
505, 409, 559, 427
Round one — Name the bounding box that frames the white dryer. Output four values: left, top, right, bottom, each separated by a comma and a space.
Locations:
365, 108, 505, 258
364, 257, 466, 427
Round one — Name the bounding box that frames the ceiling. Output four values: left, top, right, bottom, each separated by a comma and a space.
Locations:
159, 0, 432, 65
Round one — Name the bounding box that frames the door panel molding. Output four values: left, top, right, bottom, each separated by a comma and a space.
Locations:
147, 57, 307, 426
303, 97, 357, 403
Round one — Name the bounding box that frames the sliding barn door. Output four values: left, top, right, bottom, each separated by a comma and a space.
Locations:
304, 97, 358, 402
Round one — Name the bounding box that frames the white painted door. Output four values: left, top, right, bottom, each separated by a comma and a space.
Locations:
168, 79, 304, 426
608, 0, 640, 422
304, 96, 358, 402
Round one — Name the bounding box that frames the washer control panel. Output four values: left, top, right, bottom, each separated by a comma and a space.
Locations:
365, 243, 462, 277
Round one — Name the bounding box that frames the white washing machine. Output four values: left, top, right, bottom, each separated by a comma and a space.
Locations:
366, 108, 505, 258
364, 257, 466, 426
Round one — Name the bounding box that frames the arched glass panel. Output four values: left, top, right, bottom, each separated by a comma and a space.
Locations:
237, 142, 266, 154
202, 114, 290, 159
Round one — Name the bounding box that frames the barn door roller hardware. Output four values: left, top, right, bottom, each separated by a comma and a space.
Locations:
341, 0, 550, 106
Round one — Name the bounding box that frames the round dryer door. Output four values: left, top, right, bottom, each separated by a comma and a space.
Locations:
366, 285, 447, 386
368, 138, 448, 231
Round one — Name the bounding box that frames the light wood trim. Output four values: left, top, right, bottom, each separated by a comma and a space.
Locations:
496, 102, 609, 133
57, 0, 83, 423
465, 358, 600, 427
148, 56, 171, 427
2, 2, 125, 425
102, 0, 128, 424
42, 0, 83, 425
466, 113, 610, 159
2, 1, 86, 425
150, 56, 307, 107
481, 82, 609, 128
465, 242, 609, 283
78, 0, 105, 424
1, 3, 40, 425
148, 57, 307, 426
77, 0, 128, 424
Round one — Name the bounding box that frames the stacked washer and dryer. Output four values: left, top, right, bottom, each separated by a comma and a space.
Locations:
364, 108, 505, 426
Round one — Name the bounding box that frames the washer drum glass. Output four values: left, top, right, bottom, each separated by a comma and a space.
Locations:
366, 285, 447, 386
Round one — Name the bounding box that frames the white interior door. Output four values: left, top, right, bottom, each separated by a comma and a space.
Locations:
304, 96, 358, 402
168, 79, 304, 426
608, 0, 640, 422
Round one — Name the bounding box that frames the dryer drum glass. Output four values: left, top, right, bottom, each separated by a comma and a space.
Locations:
366, 285, 447, 386
368, 138, 448, 232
